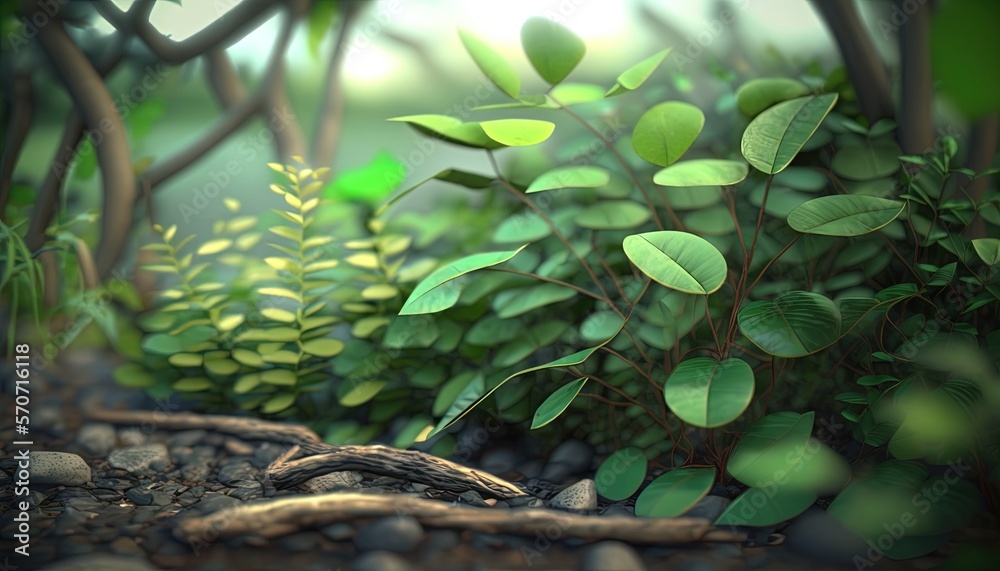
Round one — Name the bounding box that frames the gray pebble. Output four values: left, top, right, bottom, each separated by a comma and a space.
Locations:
354, 515, 424, 553
108, 444, 169, 473
579, 541, 646, 571
125, 488, 154, 506
600, 503, 635, 517
300, 471, 363, 492
350, 551, 415, 571
548, 479, 598, 511
190, 493, 241, 515
217, 461, 257, 485
321, 523, 355, 540
458, 490, 489, 507
168, 429, 207, 448
75, 423, 118, 457
783, 507, 868, 567
479, 448, 520, 474
30, 451, 92, 486
541, 439, 594, 482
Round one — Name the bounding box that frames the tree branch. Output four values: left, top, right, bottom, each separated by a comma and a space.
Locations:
896, 0, 934, 154
95, 0, 279, 65
0, 74, 34, 221
145, 6, 299, 188
812, 0, 895, 124
962, 113, 998, 238
310, 0, 361, 169
30, 7, 134, 279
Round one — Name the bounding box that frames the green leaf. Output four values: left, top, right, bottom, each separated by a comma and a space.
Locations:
174, 377, 213, 391
741, 93, 838, 174
400, 246, 527, 314
128, 100, 166, 141
788, 195, 906, 237
664, 358, 755, 428
716, 488, 816, 526
632, 102, 704, 167
261, 393, 297, 414
141, 333, 183, 355
492, 212, 550, 243
492, 283, 576, 318
480, 119, 555, 147
113, 363, 155, 388
427, 329, 623, 437
635, 467, 716, 518
594, 447, 647, 501
580, 310, 625, 343
458, 28, 520, 99
377, 168, 494, 214
576, 200, 651, 230
307, 0, 337, 57
387, 115, 503, 149
972, 238, 1000, 265
738, 291, 842, 357
323, 151, 404, 204
261, 368, 297, 386
735, 78, 811, 117
527, 166, 610, 193
605, 49, 670, 97
831, 142, 901, 181
727, 411, 815, 485
520, 17, 586, 85
623, 231, 727, 295
338, 379, 386, 407
301, 338, 344, 357
73, 140, 97, 181
653, 159, 749, 187
531, 377, 587, 428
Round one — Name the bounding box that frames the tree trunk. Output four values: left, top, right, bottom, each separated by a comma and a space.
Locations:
896, 0, 934, 154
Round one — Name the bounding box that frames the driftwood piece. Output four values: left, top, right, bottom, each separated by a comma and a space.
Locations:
85, 407, 527, 500
266, 444, 528, 499
175, 492, 747, 545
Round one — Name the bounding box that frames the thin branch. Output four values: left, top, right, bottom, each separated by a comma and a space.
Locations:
95, 0, 279, 65
895, 0, 934, 155
311, 0, 362, 169
0, 74, 34, 221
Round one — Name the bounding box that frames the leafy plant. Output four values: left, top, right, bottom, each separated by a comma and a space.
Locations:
384, 17, 998, 555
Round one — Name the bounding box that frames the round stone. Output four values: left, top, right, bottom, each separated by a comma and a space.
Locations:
30, 451, 92, 486
579, 541, 646, 571
108, 444, 169, 473
354, 515, 424, 553
547, 479, 598, 511
350, 551, 415, 571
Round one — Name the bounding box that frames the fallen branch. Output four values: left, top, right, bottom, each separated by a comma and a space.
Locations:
266, 444, 528, 499
175, 492, 747, 544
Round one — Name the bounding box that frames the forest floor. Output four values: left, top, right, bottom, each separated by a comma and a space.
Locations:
0, 350, 963, 571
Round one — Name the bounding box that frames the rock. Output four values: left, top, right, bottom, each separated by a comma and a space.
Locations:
118, 428, 147, 447
217, 461, 257, 485
541, 439, 593, 482
600, 503, 635, 517
189, 493, 241, 515
168, 429, 208, 448
548, 479, 598, 511
673, 557, 719, 571
275, 531, 323, 551
354, 515, 424, 553
126, 488, 154, 506
458, 490, 489, 507
108, 444, 169, 473
321, 523, 355, 540
351, 551, 415, 571
480, 448, 520, 474
31, 451, 92, 486
300, 471, 363, 492
683, 495, 730, 522
579, 541, 646, 571
229, 483, 262, 500
75, 423, 117, 457
42, 554, 160, 571
783, 507, 868, 567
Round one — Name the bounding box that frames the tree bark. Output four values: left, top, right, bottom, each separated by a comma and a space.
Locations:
31, 8, 135, 279
962, 113, 999, 238
812, 0, 895, 124
0, 74, 34, 221
896, 0, 934, 154
25, 114, 85, 252
95, 0, 278, 65
310, 1, 361, 169
175, 492, 747, 545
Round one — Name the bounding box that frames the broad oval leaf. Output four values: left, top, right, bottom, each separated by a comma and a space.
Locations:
576, 200, 651, 230
594, 447, 647, 501
521, 17, 586, 85
458, 28, 520, 98
653, 159, 749, 187
531, 377, 587, 428
492, 283, 576, 318
623, 231, 727, 295
741, 93, 838, 174
338, 379, 387, 407
716, 488, 816, 526
788, 195, 905, 237
480, 119, 555, 147
387, 114, 502, 149
635, 467, 716, 518
606, 49, 669, 97
527, 166, 610, 193
735, 77, 811, 117
664, 357, 755, 428
726, 411, 815, 486
738, 291, 842, 357
400, 246, 527, 315
972, 238, 1000, 265
632, 102, 704, 167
